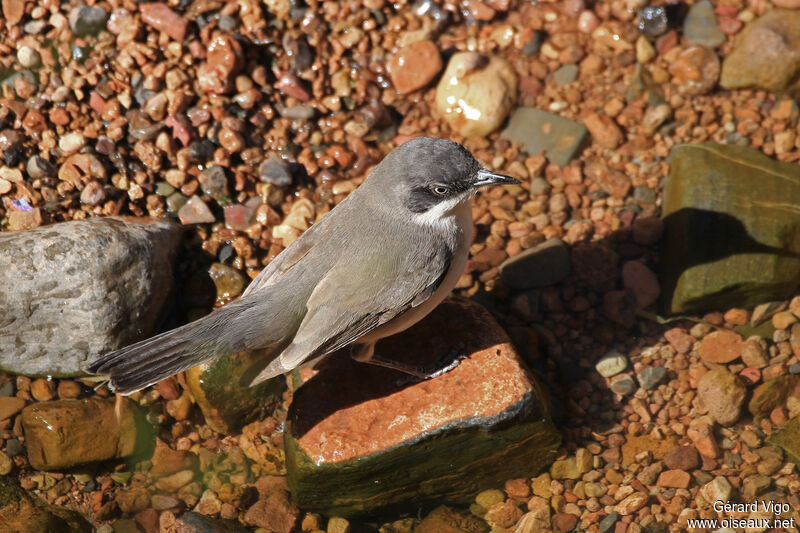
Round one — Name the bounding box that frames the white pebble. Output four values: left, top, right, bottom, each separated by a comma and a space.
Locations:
58, 132, 86, 154
16, 46, 40, 68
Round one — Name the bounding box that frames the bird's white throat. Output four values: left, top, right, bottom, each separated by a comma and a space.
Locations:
413, 192, 473, 230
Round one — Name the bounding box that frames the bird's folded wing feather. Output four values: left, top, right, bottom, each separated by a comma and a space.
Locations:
274, 237, 452, 370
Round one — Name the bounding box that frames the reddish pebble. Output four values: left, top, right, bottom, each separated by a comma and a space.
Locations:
140, 2, 188, 42
664, 328, 694, 354
717, 16, 742, 35
388, 40, 443, 94
770, 407, 789, 427
698, 330, 743, 364
739, 367, 761, 385
552, 513, 578, 533
583, 112, 623, 149
165, 114, 194, 147
578, 10, 599, 33
89, 91, 106, 114
276, 72, 311, 101
657, 469, 691, 489
471, 1, 496, 20
621, 261, 660, 309
655, 30, 678, 55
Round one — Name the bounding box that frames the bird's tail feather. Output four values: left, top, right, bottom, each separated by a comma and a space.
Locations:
87, 303, 249, 395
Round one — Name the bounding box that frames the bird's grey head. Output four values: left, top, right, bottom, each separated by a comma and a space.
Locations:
370, 137, 519, 215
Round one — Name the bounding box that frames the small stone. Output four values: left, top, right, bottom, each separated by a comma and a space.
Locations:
609, 374, 636, 395
657, 469, 691, 489
80, 180, 106, 206
663, 445, 700, 472
21, 397, 142, 470
485, 500, 522, 529
621, 261, 660, 309
243, 491, 299, 533
16, 46, 40, 68
199, 165, 229, 199
614, 492, 648, 515
155, 469, 195, 492
259, 157, 293, 187
636, 366, 667, 390
596, 351, 628, 378
683, 0, 725, 47
30, 379, 55, 401
668, 45, 720, 95
635, 36, 655, 63
700, 476, 732, 504
415, 506, 489, 533
389, 40, 443, 94
772, 310, 798, 330
551, 513, 578, 533
56, 380, 82, 399
756, 297, 782, 325
140, 3, 188, 42
698, 330, 743, 364
435, 52, 517, 137
502, 107, 588, 167
742, 337, 769, 369
58, 132, 86, 154
498, 238, 569, 289
638, 3, 685, 38
198, 33, 243, 94
475, 489, 505, 509
664, 328, 694, 353
599, 512, 619, 533
208, 263, 246, 300
698, 368, 746, 426
583, 113, 623, 149
687, 416, 720, 458
0, 396, 25, 421
26, 155, 55, 180
116, 487, 151, 514
194, 490, 222, 515
178, 196, 216, 224
68, 5, 108, 37
552, 64, 578, 86
151, 494, 181, 510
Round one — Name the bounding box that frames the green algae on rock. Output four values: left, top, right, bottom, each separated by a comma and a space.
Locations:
21, 397, 149, 470
284, 298, 560, 517
186, 349, 286, 434
0, 476, 92, 533
660, 143, 800, 314
767, 415, 800, 464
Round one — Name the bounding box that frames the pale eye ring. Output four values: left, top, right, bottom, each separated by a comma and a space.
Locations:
432, 186, 449, 195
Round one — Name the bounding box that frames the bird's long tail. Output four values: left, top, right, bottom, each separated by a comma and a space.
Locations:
87, 301, 255, 395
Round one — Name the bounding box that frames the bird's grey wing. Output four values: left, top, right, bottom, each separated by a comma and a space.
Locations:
250, 237, 452, 382
241, 210, 328, 296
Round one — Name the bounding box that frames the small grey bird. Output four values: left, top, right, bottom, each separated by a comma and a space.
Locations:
88, 137, 518, 394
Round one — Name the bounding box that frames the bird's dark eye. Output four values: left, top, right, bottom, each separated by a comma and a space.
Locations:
432, 186, 449, 195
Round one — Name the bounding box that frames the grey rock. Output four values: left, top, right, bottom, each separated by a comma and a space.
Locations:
0, 218, 182, 377
259, 157, 293, 187
683, 0, 725, 47
199, 165, 229, 199
26, 155, 55, 180
637, 366, 667, 390
599, 511, 619, 533
609, 374, 636, 396
501, 107, 589, 167
68, 5, 108, 37
552, 64, 578, 86
499, 238, 570, 289
166, 192, 188, 213
529, 177, 551, 195
596, 351, 628, 378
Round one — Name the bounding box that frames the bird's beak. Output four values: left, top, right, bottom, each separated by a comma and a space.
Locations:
472, 168, 521, 188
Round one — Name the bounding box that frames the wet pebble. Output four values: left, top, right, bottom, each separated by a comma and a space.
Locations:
68, 5, 108, 37
389, 40, 443, 94
636, 366, 667, 390
16, 46, 39, 68
259, 157, 293, 187
178, 196, 216, 224
683, 0, 725, 47
596, 351, 628, 378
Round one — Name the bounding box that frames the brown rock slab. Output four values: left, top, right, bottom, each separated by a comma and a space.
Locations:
698, 330, 743, 364
21, 397, 149, 470
284, 298, 560, 516
0, 396, 25, 421
0, 476, 92, 533
663, 445, 700, 471
767, 415, 800, 464
657, 469, 691, 488
388, 40, 443, 94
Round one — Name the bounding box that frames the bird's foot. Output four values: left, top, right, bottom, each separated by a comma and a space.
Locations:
364, 342, 467, 385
